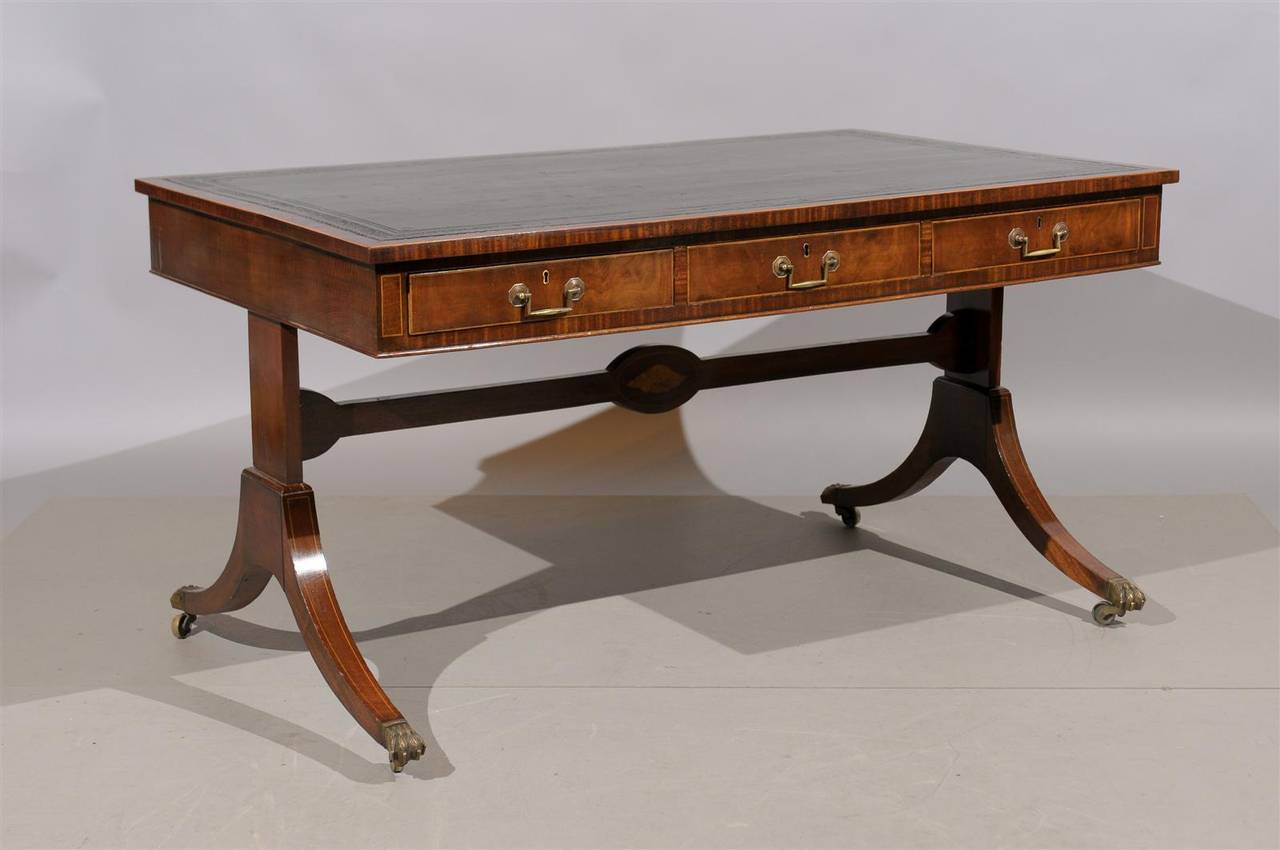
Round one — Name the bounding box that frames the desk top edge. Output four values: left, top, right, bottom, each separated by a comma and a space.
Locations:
136, 129, 1179, 265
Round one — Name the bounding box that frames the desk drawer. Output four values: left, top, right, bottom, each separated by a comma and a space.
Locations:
407, 250, 673, 335
932, 199, 1142, 274
687, 223, 920, 302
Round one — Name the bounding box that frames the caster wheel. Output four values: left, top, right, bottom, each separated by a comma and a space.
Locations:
835, 506, 861, 528
1091, 602, 1120, 626
171, 612, 197, 639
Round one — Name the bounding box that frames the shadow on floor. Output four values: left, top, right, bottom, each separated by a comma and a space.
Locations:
3, 270, 1277, 783
189, 404, 1249, 782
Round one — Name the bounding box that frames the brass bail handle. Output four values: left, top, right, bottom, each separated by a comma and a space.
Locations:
508, 276, 586, 320
1008, 221, 1069, 260
772, 250, 841, 290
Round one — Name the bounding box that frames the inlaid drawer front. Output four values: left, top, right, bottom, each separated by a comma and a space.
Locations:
932, 199, 1142, 275
407, 250, 673, 335
686, 223, 920, 302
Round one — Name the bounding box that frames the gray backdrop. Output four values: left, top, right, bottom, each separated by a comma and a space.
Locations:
3, 1, 1277, 531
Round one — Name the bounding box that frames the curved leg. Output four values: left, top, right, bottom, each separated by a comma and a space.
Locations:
821, 382, 963, 525
171, 316, 425, 772
173, 468, 426, 771
271, 474, 426, 772
170, 472, 274, 617
979, 387, 1145, 624
822, 377, 1146, 623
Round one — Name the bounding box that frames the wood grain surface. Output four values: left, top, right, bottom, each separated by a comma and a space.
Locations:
687, 223, 920, 302
406, 250, 672, 334
931, 198, 1142, 274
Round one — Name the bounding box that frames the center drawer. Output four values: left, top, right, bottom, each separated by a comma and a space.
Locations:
687, 223, 921, 302
407, 250, 673, 335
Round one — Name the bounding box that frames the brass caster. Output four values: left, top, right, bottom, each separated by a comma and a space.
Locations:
1091, 602, 1122, 626
835, 506, 861, 528
171, 612, 197, 639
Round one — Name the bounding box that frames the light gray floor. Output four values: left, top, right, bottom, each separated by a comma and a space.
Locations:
3, 493, 1277, 849
2, 269, 1277, 847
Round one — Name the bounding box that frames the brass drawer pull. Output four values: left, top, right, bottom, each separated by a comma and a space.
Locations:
772, 250, 840, 290
508, 276, 585, 320
1008, 222, 1069, 260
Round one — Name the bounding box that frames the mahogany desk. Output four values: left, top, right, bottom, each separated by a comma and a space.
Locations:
137, 130, 1178, 773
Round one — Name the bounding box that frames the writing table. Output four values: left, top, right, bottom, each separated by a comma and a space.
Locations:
137, 129, 1179, 773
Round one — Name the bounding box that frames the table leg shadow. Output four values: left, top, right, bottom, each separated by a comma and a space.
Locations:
189, 406, 1150, 780
170, 289, 1150, 776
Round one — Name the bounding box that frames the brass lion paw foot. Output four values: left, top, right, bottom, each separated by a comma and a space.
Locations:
1092, 578, 1147, 626
382, 720, 426, 773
